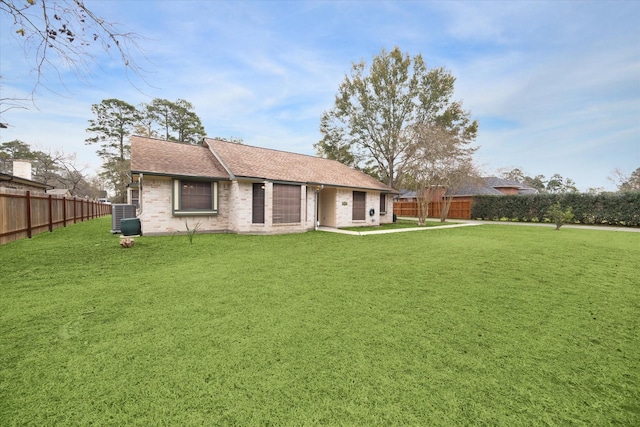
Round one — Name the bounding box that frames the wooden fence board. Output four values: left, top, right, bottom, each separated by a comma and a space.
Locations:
0, 188, 112, 245
393, 199, 472, 220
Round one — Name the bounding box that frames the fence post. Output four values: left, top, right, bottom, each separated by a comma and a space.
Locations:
48, 195, 53, 232
63, 197, 67, 227
26, 191, 32, 239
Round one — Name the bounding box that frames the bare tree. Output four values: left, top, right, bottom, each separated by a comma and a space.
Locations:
609, 167, 640, 192
0, 0, 146, 121
405, 124, 479, 224
58, 152, 88, 195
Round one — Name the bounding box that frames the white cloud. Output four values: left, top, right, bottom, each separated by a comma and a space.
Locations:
2, 0, 638, 192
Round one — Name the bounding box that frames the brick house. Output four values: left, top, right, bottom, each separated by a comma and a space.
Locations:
130, 136, 397, 235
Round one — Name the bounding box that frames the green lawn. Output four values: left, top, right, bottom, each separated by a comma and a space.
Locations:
340, 218, 450, 231
1, 217, 639, 425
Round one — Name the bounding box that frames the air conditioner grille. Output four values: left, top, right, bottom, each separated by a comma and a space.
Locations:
111, 204, 137, 233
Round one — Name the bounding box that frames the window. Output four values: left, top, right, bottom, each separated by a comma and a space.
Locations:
130, 189, 139, 208
273, 183, 301, 224
380, 193, 386, 214
352, 191, 366, 221
252, 183, 265, 224
173, 179, 218, 215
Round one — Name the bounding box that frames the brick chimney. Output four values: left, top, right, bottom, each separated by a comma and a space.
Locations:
12, 160, 33, 180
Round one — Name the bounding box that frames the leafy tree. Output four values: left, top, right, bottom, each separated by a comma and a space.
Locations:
317, 47, 477, 188
499, 167, 526, 183
546, 173, 578, 193
315, 109, 359, 168
0, 0, 145, 122
499, 168, 577, 193
0, 139, 34, 173
0, 139, 102, 197
546, 202, 575, 230
86, 98, 140, 202
140, 98, 206, 144
525, 175, 547, 193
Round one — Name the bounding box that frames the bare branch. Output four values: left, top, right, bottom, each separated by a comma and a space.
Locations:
0, 0, 150, 109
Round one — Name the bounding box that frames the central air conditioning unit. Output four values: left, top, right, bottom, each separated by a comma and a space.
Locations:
111, 204, 137, 234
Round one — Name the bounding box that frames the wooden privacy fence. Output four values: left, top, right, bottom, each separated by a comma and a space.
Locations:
393, 199, 472, 220
0, 188, 112, 245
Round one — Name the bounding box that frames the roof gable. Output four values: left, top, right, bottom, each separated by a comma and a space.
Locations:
130, 136, 229, 179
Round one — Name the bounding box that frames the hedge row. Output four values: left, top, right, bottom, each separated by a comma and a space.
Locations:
471, 192, 640, 227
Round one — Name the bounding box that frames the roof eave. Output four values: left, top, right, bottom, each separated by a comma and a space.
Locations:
131, 170, 230, 181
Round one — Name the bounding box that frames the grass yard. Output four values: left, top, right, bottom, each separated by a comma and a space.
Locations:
340, 218, 450, 232
1, 217, 639, 425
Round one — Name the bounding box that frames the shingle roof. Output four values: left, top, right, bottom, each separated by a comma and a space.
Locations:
399, 176, 539, 197
204, 138, 395, 192
0, 172, 51, 189
130, 136, 396, 192
449, 176, 538, 196
130, 136, 229, 179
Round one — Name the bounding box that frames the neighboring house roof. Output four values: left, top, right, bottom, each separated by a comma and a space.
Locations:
398, 190, 417, 199
131, 136, 229, 179
398, 177, 538, 198
449, 176, 538, 196
0, 172, 51, 190
46, 188, 72, 196
483, 176, 538, 194
204, 138, 395, 192
130, 136, 396, 193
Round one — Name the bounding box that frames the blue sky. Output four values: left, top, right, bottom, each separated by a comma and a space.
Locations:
1, 0, 638, 191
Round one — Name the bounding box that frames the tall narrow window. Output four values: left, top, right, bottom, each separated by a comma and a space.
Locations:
379, 193, 386, 214
130, 189, 140, 209
273, 184, 301, 223
252, 183, 265, 224
352, 191, 366, 221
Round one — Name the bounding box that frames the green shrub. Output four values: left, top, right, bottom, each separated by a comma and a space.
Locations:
546, 202, 575, 230
471, 192, 640, 227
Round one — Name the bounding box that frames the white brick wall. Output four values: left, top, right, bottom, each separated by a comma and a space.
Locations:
138, 175, 393, 235
139, 177, 318, 235
138, 176, 230, 235
334, 189, 392, 227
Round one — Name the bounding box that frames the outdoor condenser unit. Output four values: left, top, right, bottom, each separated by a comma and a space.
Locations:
111, 204, 136, 234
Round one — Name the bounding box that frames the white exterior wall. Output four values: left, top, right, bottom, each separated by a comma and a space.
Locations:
12, 160, 32, 180
380, 193, 394, 224
334, 188, 385, 228
139, 177, 316, 235
138, 176, 230, 235
231, 181, 315, 234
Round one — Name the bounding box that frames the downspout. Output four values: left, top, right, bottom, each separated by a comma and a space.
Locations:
137, 173, 143, 216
